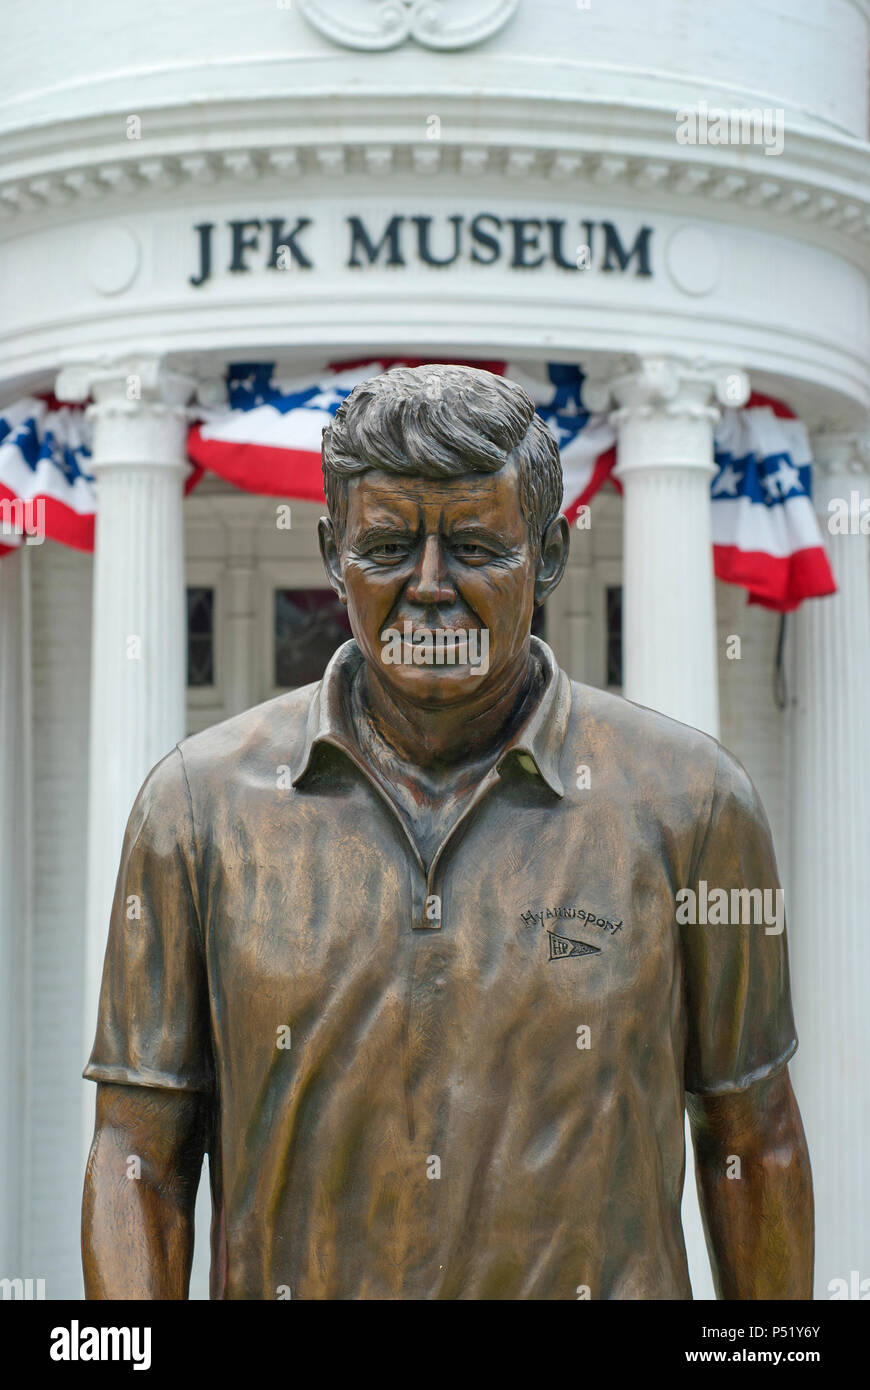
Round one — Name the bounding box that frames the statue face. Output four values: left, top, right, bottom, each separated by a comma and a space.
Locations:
329, 459, 544, 705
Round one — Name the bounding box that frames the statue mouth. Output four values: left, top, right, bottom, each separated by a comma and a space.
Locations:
391, 613, 481, 633
379, 622, 491, 673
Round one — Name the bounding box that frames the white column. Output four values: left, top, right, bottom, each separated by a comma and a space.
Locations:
595, 357, 750, 1299
0, 546, 33, 1274
788, 431, 870, 1298
604, 358, 749, 737
56, 357, 195, 1150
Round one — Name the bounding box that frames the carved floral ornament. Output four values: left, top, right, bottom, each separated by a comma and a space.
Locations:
297, 0, 519, 51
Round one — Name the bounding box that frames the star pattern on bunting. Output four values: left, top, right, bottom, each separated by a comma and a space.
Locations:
535, 364, 592, 450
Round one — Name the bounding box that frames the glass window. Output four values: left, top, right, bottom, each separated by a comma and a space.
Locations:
187, 587, 215, 687
606, 585, 622, 688
274, 588, 353, 688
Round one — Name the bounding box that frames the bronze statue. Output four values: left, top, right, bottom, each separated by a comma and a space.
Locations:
82, 364, 813, 1299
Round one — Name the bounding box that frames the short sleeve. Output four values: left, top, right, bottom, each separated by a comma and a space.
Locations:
83, 746, 213, 1094
681, 744, 797, 1096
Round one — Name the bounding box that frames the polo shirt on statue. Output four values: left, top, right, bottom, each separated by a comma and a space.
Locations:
84, 636, 798, 1301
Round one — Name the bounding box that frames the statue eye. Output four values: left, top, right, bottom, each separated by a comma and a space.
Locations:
451, 541, 492, 562
368, 540, 411, 561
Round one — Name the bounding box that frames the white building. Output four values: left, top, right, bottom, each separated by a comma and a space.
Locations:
1, 0, 868, 1300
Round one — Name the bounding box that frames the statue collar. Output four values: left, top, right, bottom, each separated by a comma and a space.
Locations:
290, 635, 570, 798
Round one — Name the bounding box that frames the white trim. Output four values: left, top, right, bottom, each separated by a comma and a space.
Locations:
585, 557, 623, 695
19, 544, 34, 1275
184, 559, 228, 731
0, 546, 34, 1274
1, 95, 868, 238
257, 559, 346, 703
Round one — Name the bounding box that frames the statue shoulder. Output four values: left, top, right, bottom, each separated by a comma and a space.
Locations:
564, 678, 722, 785
176, 682, 317, 782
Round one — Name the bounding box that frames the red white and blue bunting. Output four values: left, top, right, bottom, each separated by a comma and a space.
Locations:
0, 397, 96, 555
710, 393, 835, 610
2, 361, 836, 611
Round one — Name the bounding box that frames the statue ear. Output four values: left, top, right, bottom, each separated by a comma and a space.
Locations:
318, 517, 347, 605
534, 515, 570, 606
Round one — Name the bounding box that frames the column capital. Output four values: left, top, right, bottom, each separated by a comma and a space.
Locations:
585, 355, 750, 420
809, 428, 870, 479
55, 354, 198, 419
55, 355, 198, 471
605, 357, 749, 479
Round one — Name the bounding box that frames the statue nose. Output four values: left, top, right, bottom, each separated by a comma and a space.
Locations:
405, 536, 456, 605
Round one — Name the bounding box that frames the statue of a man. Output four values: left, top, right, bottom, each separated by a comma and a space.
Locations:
82, 364, 813, 1299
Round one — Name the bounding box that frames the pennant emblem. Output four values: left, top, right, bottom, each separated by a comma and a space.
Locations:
547, 932, 601, 962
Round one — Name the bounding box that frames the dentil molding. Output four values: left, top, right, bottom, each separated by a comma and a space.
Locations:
1, 139, 868, 247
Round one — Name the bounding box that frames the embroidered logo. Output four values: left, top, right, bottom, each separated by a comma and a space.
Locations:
521, 905, 623, 936
547, 932, 601, 962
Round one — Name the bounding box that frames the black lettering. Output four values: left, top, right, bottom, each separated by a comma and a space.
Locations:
547, 218, 580, 271
508, 218, 545, 269
581, 221, 596, 263
266, 217, 313, 269
413, 215, 463, 266
470, 213, 502, 264
189, 222, 214, 287
347, 215, 405, 267
228, 219, 262, 273
600, 222, 653, 276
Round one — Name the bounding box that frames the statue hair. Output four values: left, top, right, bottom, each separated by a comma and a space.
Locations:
321, 364, 563, 550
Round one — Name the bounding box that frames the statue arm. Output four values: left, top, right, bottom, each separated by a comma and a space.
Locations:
687, 1065, 813, 1299
82, 1080, 208, 1300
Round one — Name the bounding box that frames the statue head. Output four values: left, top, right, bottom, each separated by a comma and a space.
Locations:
319, 363, 569, 705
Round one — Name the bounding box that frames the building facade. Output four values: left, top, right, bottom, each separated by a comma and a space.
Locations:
1, 0, 869, 1299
